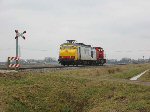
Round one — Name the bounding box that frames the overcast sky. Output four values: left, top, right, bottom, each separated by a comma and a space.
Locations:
0, 0, 150, 61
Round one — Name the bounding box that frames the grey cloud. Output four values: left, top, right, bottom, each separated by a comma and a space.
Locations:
0, 0, 150, 61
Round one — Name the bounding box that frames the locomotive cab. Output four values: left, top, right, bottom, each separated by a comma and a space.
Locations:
94, 47, 106, 65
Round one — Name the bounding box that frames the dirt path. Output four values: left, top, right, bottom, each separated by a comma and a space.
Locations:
130, 69, 149, 81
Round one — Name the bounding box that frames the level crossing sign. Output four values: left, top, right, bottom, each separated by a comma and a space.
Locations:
15, 30, 26, 39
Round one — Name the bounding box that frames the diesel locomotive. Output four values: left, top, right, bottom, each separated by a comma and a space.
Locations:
58, 40, 106, 66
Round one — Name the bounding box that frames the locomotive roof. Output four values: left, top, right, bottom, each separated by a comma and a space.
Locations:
61, 42, 92, 47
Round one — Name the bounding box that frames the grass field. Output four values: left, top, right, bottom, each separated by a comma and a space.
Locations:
0, 64, 150, 112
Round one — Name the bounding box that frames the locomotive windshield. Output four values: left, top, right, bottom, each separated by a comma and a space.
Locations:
60, 45, 76, 49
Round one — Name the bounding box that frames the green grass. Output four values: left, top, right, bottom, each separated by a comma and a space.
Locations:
0, 64, 150, 112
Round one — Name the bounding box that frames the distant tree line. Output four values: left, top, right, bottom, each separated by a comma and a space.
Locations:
8, 57, 58, 65
107, 57, 150, 65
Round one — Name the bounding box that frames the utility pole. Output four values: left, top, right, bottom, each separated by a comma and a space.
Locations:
19, 45, 21, 57
16, 35, 19, 64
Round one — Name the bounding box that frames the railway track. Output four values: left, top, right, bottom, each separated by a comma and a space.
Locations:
19, 65, 65, 70
0, 64, 107, 71
0, 65, 63, 70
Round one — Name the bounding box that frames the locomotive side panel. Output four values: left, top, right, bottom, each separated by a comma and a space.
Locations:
78, 46, 97, 61
80, 46, 92, 60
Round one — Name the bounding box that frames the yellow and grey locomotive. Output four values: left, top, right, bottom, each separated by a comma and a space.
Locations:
58, 40, 106, 66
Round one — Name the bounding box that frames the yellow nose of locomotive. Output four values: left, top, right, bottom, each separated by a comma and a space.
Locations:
59, 46, 78, 60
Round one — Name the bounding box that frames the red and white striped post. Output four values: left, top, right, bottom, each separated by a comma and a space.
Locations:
7, 57, 20, 69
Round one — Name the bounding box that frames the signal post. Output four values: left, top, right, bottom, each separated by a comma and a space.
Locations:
7, 30, 26, 70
